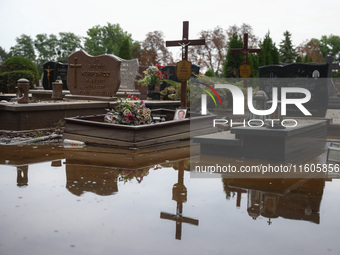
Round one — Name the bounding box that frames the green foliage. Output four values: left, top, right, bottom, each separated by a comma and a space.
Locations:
84, 23, 132, 56
0, 56, 38, 93
205, 68, 215, 77
296, 55, 302, 63
119, 37, 132, 60
259, 32, 280, 66
279, 30, 297, 63
0, 47, 12, 64
223, 33, 243, 78
10, 34, 36, 61
304, 55, 313, 63
319, 35, 340, 61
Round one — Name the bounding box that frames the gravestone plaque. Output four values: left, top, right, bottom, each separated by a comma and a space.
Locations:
259, 63, 329, 117
118, 59, 140, 94
55, 62, 68, 90
67, 50, 121, 97
43, 61, 68, 90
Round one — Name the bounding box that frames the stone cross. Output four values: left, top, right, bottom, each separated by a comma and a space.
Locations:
69, 57, 82, 88
44, 65, 54, 89
166, 21, 205, 108
230, 33, 261, 87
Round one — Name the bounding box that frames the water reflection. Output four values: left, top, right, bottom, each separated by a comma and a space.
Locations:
1, 144, 340, 254
223, 178, 325, 224
160, 160, 199, 240
17, 165, 28, 187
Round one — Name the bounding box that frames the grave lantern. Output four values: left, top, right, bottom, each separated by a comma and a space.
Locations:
266, 100, 285, 129
16, 78, 30, 104
248, 90, 268, 123
52, 76, 63, 100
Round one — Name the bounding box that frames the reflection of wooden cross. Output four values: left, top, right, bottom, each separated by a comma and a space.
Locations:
160, 161, 199, 240
166, 21, 205, 108
70, 57, 82, 88
231, 33, 261, 87
44, 65, 54, 89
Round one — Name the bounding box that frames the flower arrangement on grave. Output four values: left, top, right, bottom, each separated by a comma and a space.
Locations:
137, 64, 168, 86
104, 99, 152, 125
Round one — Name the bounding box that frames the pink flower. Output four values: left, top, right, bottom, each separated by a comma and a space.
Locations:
124, 113, 135, 124
128, 94, 131, 98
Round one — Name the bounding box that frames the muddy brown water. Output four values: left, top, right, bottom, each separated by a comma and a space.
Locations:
0, 143, 339, 255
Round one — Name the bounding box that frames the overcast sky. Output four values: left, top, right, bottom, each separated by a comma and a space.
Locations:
1, 0, 339, 55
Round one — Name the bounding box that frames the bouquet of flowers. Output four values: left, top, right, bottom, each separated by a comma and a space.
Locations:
137, 64, 168, 86
104, 99, 152, 125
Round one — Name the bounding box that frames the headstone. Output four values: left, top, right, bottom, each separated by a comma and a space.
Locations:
55, 62, 68, 90
42, 61, 68, 90
116, 59, 140, 96
42, 61, 56, 90
259, 63, 329, 117
67, 50, 121, 98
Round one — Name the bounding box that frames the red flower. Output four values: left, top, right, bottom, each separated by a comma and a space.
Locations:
128, 94, 131, 98
164, 71, 168, 79
124, 91, 127, 95
156, 63, 165, 69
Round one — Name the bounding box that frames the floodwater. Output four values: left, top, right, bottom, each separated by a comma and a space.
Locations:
0, 144, 340, 255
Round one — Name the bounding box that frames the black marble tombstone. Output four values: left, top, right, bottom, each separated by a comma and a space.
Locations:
259, 63, 329, 117
42, 61, 68, 90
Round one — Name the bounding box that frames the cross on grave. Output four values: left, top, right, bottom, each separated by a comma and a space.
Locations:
160, 161, 199, 240
230, 33, 261, 87
69, 57, 82, 88
326, 56, 339, 96
44, 65, 54, 89
166, 21, 205, 108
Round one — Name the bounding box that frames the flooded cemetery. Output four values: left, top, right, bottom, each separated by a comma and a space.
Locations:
1, 21, 340, 255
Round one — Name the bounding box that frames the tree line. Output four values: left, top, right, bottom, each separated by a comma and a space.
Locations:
1, 22, 339, 77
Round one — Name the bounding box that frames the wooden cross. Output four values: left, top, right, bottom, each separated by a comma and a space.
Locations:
69, 57, 82, 88
44, 65, 54, 89
160, 161, 199, 240
230, 33, 261, 87
166, 21, 205, 108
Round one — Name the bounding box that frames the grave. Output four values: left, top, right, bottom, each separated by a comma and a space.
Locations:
42, 61, 68, 90
259, 63, 329, 117
116, 58, 141, 97
65, 50, 120, 101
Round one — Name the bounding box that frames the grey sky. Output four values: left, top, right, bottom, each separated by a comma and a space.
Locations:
0, 0, 339, 55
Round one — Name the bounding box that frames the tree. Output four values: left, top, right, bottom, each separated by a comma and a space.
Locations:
140, 31, 173, 66
57, 32, 82, 61
222, 33, 243, 77
119, 37, 132, 60
189, 27, 227, 75
226, 23, 259, 48
279, 30, 297, 63
0, 46, 12, 64
296, 39, 324, 63
10, 34, 36, 61
84, 23, 132, 56
319, 35, 340, 61
296, 55, 302, 63
259, 32, 280, 66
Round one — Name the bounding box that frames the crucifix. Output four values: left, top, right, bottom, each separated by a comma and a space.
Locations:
69, 57, 82, 88
166, 21, 205, 108
230, 33, 261, 87
44, 65, 54, 89
160, 160, 199, 240
326, 55, 339, 96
